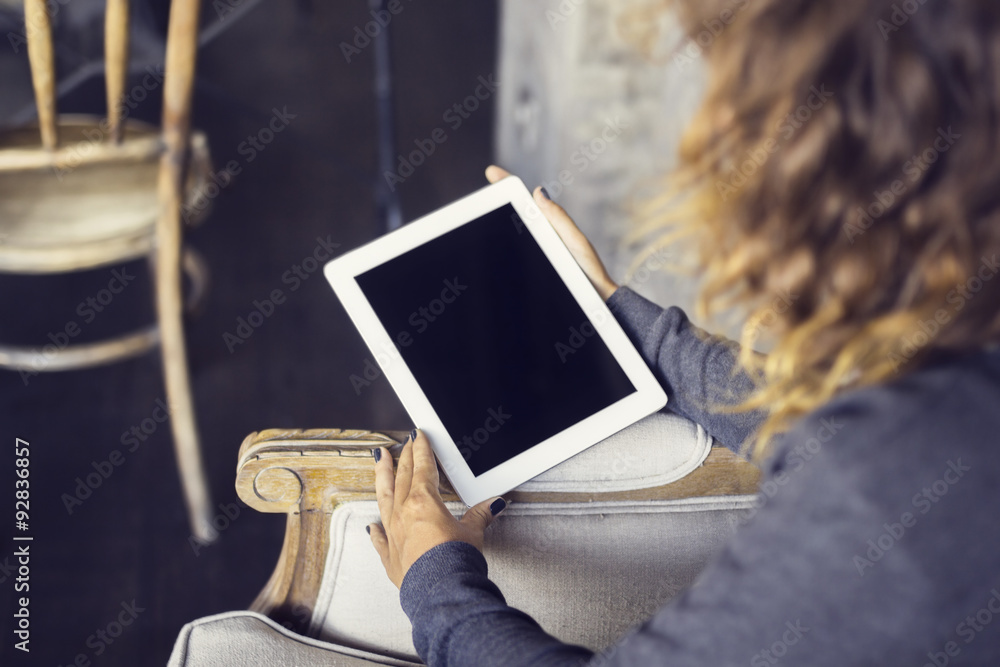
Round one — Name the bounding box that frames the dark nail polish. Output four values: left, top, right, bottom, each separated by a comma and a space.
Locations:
539, 187, 551, 201
365, 525, 371, 535
372, 448, 382, 463
409, 429, 417, 442
489, 498, 507, 516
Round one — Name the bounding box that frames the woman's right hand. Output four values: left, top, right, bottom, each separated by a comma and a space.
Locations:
485, 165, 620, 301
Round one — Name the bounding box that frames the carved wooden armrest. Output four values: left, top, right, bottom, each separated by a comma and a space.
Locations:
235, 427, 760, 633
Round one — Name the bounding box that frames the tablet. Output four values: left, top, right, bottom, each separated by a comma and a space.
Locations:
324, 176, 667, 506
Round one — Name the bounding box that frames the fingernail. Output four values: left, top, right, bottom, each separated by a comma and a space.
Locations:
539, 187, 551, 201
365, 525, 371, 535
489, 498, 507, 516
372, 448, 382, 463
409, 429, 417, 443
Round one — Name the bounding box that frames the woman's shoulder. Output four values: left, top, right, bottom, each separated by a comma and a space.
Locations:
760, 344, 1000, 548
783, 346, 1000, 461
750, 346, 1000, 598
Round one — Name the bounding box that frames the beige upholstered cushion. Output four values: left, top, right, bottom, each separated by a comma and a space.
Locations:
514, 410, 713, 492
168, 611, 420, 667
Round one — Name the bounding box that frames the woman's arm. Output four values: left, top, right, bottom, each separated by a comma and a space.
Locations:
606, 287, 765, 453
401, 541, 593, 667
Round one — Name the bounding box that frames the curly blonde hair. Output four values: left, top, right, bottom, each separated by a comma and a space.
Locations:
637, 0, 1000, 458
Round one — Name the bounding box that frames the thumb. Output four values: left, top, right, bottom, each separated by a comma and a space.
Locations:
368, 523, 390, 568
460, 497, 508, 534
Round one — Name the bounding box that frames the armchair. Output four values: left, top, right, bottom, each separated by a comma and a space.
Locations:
166, 3, 757, 658
170, 412, 760, 666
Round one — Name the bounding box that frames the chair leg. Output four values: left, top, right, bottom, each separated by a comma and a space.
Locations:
157, 0, 212, 542
152, 250, 215, 543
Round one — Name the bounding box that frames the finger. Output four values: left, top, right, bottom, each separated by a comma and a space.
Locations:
460, 497, 508, 535
373, 447, 395, 528
533, 187, 618, 300
410, 430, 440, 493
368, 523, 391, 571
485, 164, 511, 183
394, 437, 415, 506
533, 186, 584, 238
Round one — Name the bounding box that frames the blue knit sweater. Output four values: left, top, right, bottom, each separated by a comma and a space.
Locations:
398, 287, 1000, 666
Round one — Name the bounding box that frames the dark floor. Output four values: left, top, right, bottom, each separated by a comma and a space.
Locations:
0, 2, 498, 664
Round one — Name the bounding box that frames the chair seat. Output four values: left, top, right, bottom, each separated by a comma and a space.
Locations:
0, 116, 210, 273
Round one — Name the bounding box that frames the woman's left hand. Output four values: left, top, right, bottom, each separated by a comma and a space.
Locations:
369, 430, 507, 588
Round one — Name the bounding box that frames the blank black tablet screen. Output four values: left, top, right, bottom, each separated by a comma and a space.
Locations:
355, 204, 636, 477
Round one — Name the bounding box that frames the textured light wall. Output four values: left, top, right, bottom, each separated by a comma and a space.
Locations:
496, 0, 745, 338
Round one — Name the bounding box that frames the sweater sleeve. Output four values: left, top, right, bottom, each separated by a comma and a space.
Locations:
400, 541, 594, 667
605, 287, 766, 453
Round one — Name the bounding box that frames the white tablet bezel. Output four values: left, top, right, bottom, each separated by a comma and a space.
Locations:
324, 176, 667, 506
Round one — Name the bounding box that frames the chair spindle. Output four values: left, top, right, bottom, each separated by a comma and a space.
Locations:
24, 0, 58, 150
105, 0, 131, 144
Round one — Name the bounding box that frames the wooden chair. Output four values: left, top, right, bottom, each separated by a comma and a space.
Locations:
0, 0, 215, 542
233, 423, 761, 636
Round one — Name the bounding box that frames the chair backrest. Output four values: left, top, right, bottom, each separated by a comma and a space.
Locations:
21, 0, 199, 151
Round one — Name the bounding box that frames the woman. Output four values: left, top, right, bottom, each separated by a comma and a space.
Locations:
368, 0, 1000, 664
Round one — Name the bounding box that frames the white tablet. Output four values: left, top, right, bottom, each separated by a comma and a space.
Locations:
324, 176, 667, 506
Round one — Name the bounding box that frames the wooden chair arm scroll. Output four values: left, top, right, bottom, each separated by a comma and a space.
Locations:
235, 428, 760, 633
